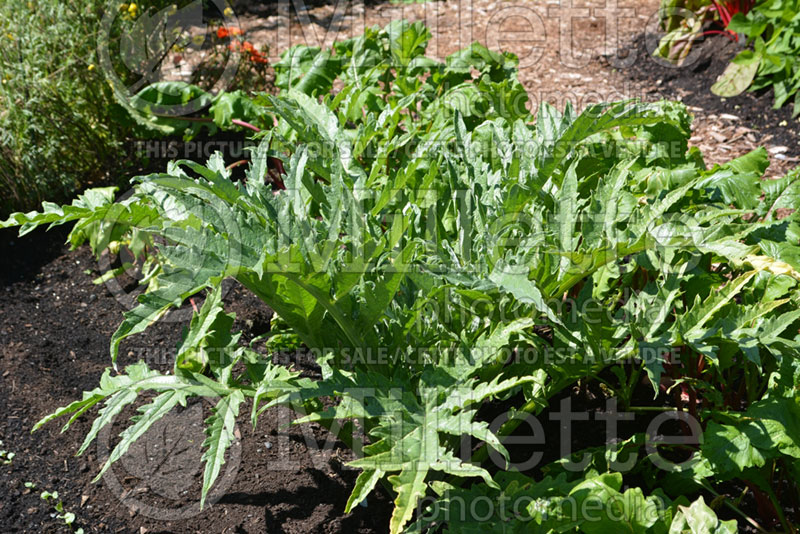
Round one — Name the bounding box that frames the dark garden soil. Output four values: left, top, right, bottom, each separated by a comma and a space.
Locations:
1, 0, 798, 532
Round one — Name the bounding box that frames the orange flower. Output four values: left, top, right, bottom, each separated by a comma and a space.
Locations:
250, 51, 268, 64
216, 26, 243, 39
226, 38, 267, 63
238, 41, 267, 64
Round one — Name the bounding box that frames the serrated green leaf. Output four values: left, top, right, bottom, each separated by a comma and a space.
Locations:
94, 390, 186, 481
201, 390, 245, 508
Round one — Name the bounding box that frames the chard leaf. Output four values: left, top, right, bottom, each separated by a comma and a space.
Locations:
711, 52, 760, 97
669, 496, 738, 534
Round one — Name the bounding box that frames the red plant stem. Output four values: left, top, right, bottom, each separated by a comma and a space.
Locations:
268, 156, 285, 176
226, 159, 249, 171
267, 157, 286, 190
701, 29, 738, 41
231, 118, 261, 132
745, 482, 782, 529
151, 115, 262, 133
712, 0, 732, 26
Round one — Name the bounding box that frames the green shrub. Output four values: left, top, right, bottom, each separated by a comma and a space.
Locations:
655, 0, 800, 115
0, 0, 271, 217
712, 0, 800, 114
0, 0, 128, 217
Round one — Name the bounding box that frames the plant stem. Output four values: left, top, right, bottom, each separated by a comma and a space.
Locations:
232, 118, 261, 132
627, 406, 681, 412
761, 480, 794, 534
697, 480, 768, 533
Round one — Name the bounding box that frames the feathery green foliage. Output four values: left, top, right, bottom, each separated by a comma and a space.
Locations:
4, 20, 800, 532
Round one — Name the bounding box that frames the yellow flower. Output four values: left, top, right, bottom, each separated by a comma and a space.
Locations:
88, 64, 96, 71
6, 33, 14, 40
128, 3, 137, 15
120, 3, 128, 10
223, 7, 234, 17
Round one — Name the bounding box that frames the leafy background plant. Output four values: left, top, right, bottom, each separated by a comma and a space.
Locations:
712, 0, 800, 116
656, 0, 800, 116
0, 0, 128, 218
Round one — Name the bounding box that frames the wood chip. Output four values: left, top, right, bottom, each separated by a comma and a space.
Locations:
727, 126, 753, 143
719, 113, 740, 121
768, 146, 789, 154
